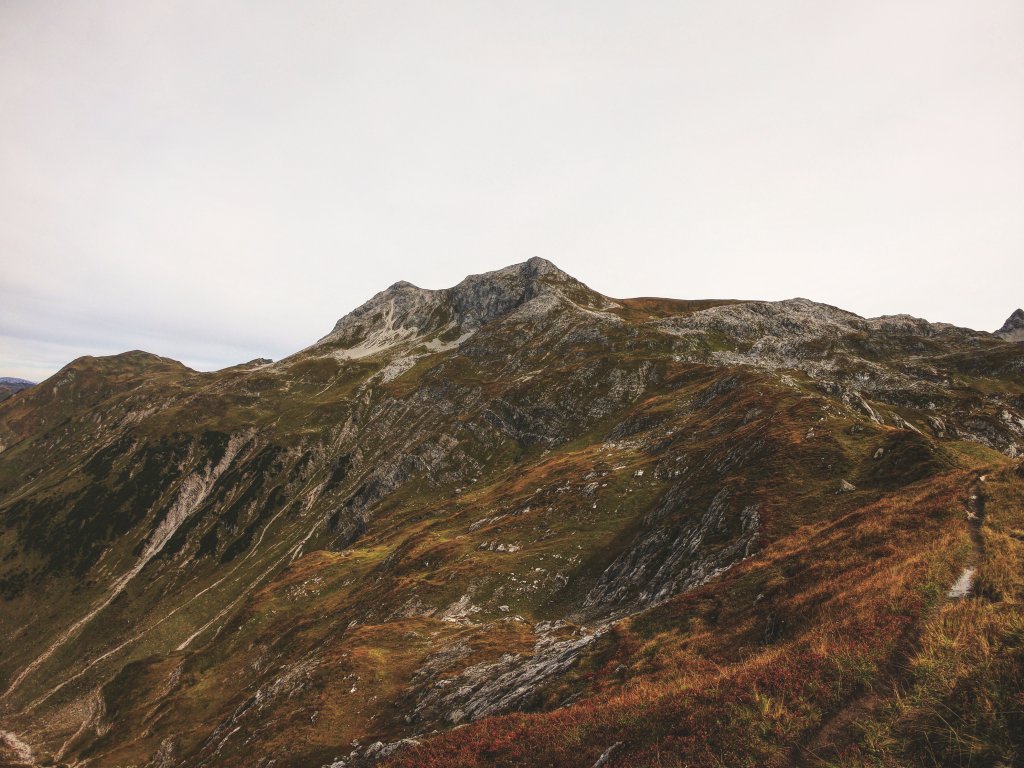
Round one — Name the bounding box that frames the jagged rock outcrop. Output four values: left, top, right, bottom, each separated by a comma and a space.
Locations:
995, 308, 1024, 342
313, 257, 615, 359
0, 729, 33, 767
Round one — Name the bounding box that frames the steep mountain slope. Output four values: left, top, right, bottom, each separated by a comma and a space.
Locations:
0, 259, 1022, 768
996, 309, 1024, 343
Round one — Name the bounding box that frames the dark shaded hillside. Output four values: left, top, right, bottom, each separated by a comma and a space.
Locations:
0, 259, 1021, 768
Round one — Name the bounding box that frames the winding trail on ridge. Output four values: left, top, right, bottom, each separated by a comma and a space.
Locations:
792, 469, 991, 766
948, 470, 987, 599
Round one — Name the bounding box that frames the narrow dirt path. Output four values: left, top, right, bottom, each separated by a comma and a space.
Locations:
792, 470, 990, 766
791, 619, 919, 767
948, 470, 987, 599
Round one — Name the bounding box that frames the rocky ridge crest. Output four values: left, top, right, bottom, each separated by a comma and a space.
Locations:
312, 257, 615, 359
996, 308, 1024, 342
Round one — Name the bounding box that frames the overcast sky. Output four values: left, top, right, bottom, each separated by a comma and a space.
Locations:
1, 1, 1022, 381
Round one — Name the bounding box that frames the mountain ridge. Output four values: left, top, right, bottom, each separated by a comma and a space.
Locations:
0, 260, 1022, 768
996, 308, 1024, 342
309, 257, 613, 360
14, 259, 1014, 385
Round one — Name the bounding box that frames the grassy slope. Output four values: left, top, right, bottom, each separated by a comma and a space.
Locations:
384, 453, 1024, 768
63, 374, 1018, 768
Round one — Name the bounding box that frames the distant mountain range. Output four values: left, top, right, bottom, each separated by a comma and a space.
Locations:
0, 259, 1022, 768
0, 378, 34, 404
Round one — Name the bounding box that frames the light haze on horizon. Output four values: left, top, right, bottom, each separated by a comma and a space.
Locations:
1, 1, 1022, 382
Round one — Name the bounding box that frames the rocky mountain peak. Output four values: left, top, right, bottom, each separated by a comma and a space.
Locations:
314, 258, 607, 358
996, 308, 1024, 342
445, 256, 593, 328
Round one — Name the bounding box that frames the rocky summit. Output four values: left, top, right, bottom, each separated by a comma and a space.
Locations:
0, 260, 1022, 768
996, 308, 1024, 343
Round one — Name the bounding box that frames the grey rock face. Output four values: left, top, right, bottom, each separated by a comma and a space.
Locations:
0, 729, 33, 765
411, 624, 604, 726
591, 742, 623, 767
659, 298, 978, 384
582, 486, 760, 616
996, 309, 1024, 342
314, 257, 611, 358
